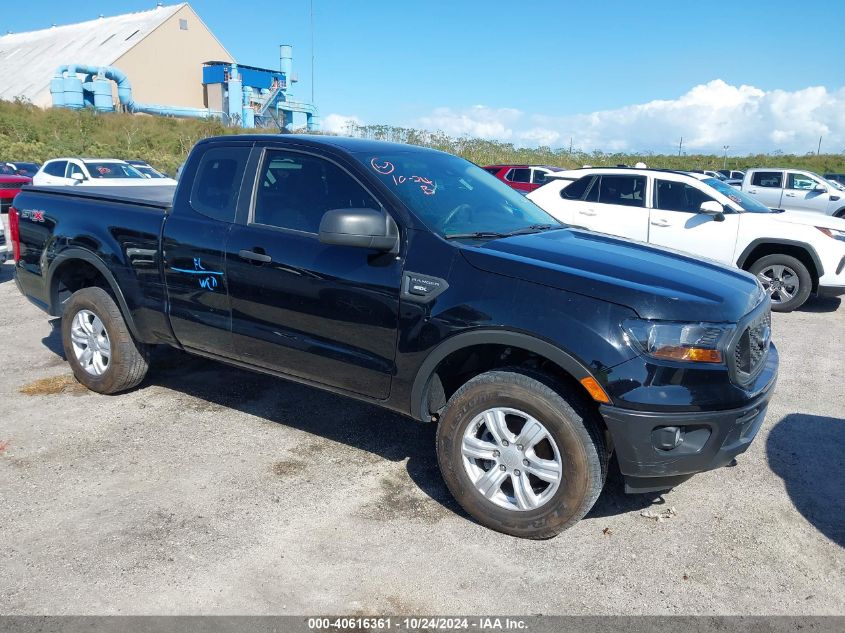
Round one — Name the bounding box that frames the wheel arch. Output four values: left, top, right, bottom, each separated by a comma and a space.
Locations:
410, 329, 601, 423
736, 239, 823, 291
46, 248, 141, 340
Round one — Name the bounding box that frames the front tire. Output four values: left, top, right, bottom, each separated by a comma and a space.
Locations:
61, 287, 150, 394
749, 254, 812, 312
436, 369, 607, 539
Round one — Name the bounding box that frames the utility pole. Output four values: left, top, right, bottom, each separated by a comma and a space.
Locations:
722, 145, 730, 170
310, 0, 315, 104
678, 137, 683, 157
817, 136, 822, 155
569, 137, 573, 155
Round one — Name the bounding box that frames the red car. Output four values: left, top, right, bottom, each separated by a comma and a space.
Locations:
0, 174, 30, 214
483, 164, 565, 194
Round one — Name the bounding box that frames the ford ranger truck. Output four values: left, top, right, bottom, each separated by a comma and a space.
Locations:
10, 135, 778, 539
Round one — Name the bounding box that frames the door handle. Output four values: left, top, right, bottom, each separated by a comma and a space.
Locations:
748, 189, 758, 194
239, 249, 272, 263
784, 193, 796, 197
650, 219, 670, 227
578, 209, 597, 216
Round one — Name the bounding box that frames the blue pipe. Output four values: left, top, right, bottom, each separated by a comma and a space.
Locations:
53, 64, 223, 120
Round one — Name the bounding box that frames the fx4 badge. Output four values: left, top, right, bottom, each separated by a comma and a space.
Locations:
20, 209, 46, 222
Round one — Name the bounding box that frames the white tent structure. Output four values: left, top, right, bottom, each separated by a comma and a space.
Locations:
0, 3, 232, 109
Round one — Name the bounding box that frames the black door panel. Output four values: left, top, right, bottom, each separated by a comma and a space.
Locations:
226, 226, 402, 397
163, 212, 232, 354
162, 143, 252, 355
225, 147, 403, 398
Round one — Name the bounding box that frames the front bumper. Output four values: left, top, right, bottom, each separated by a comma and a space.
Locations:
600, 369, 777, 494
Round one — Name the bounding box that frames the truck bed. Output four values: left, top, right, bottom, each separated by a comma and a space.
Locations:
20, 185, 176, 210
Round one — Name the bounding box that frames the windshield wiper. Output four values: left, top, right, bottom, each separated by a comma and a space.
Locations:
508, 223, 562, 235
444, 231, 512, 240
444, 224, 563, 241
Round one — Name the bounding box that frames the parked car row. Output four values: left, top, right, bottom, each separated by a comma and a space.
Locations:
32, 158, 177, 187
526, 166, 845, 312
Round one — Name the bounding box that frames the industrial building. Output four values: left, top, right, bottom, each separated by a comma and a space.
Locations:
0, 3, 318, 129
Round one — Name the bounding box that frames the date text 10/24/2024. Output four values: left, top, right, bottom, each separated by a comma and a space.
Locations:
307, 617, 528, 631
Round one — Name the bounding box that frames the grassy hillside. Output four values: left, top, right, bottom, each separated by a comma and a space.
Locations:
2, 99, 844, 175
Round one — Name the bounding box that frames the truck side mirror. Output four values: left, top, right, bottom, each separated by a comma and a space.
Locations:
699, 200, 726, 222
71, 173, 85, 184
813, 184, 827, 193
319, 208, 399, 253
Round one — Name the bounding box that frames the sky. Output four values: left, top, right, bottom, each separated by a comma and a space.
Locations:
4, 0, 845, 155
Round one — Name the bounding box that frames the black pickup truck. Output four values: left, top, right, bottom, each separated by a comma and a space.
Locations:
10, 135, 778, 538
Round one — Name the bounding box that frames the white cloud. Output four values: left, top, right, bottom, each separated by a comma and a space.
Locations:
320, 113, 362, 135
404, 81, 845, 154
552, 80, 842, 154
417, 105, 522, 140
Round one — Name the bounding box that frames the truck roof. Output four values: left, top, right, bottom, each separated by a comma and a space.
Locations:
199, 134, 446, 155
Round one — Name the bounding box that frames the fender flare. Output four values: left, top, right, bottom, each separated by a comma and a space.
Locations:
736, 238, 825, 278
409, 329, 596, 422
46, 247, 142, 340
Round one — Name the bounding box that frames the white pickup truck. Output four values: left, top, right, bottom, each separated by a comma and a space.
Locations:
741, 168, 845, 218
527, 167, 845, 311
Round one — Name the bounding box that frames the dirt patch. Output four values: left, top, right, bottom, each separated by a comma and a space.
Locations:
358, 474, 449, 524
19, 374, 88, 396
271, 459, 306, 477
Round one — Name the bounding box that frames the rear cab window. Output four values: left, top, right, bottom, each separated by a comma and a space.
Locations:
189, 146, 250, 222
751, 171, 783, 188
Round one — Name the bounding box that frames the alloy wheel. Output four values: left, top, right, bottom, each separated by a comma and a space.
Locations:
757, 264, 799, 305
70, 309, 111, 376
461, 407, 563, 511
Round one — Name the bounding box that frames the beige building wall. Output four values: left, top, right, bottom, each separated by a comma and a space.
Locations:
112, 4, 232, 109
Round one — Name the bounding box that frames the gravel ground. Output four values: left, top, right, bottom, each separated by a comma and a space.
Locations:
0, 254, 842, 615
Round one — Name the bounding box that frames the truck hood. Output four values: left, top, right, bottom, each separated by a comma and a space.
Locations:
460, 228, 764, 322
764, 209, 845, 230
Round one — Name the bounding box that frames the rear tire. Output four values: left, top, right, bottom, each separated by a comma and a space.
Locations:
749, 254, 812, 312
436, 369, 607, 539
61, 287, 150, 394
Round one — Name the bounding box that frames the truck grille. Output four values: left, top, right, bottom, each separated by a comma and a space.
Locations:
733, 307, 771, 384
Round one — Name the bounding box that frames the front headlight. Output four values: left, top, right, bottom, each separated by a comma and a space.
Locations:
817, 227, 845, 242
622, 319, 735, 363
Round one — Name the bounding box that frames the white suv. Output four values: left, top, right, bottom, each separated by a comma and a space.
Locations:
527, 167, 845, 311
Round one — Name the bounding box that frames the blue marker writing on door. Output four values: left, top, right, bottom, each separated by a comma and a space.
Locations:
171, 258, 224, 291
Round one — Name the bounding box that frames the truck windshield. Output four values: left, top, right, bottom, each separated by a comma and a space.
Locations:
357, 150, 560, 238
84, 162, 145, 179
703, 178, 772, 213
